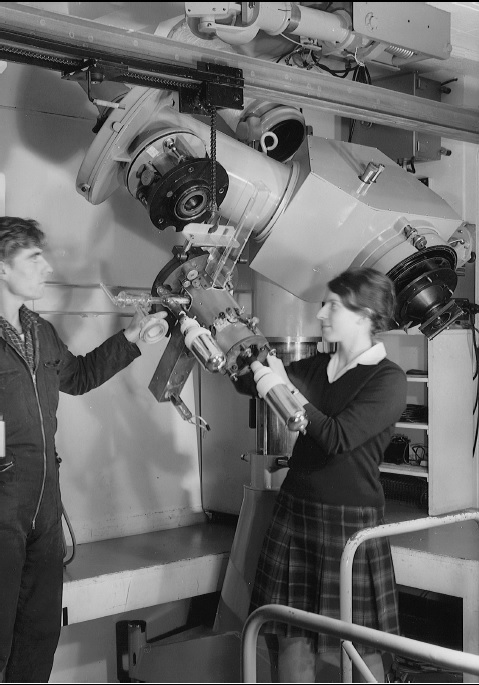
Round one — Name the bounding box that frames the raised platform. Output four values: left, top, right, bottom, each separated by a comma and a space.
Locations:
61, 503, 479, 681
62, 520, 235, 625
385, 502, 479, 680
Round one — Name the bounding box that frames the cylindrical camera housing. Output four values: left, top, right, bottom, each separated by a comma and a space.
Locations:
251, 361, 308, 433
262, 383, 308, 433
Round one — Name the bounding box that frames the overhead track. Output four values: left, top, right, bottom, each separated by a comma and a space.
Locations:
0, 2, 478, 144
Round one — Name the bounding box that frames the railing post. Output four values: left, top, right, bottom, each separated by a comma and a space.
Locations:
339, 509, 479, 683
242, 603, 479, 683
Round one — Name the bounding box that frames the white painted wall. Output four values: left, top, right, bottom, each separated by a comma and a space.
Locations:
0, 61, 205, 542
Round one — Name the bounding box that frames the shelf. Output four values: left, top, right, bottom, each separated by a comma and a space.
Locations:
381, 327, 475, 516
379, 463, 428, 479
396, 422, 428, 430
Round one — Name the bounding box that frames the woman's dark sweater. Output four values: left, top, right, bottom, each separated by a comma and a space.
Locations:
282, 352, 407, 507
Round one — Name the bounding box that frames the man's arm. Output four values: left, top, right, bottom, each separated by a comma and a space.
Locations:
46, 312, 143, 395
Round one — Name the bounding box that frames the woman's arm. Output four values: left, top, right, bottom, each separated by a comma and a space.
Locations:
296, 364, 407, 454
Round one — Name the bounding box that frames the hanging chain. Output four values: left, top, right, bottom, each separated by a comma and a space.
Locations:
209, 105, 218, 217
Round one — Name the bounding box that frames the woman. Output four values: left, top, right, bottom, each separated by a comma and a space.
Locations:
249, 267, 407, 682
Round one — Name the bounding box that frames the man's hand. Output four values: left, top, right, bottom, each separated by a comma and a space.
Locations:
123, 309, 169, 344
123, 308, 147, 343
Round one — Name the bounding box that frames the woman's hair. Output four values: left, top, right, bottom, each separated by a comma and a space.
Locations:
0, 216, 46, 263
327, 267, 397, 334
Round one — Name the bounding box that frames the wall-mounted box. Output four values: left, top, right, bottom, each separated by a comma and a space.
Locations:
350, 72, 443, 163
352, 2, 452, 63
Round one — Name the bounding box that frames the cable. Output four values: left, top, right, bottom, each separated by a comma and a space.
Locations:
410, 444, 427, 466
62, 502, 77, 567
310, 51, 371, 143
276, 46, 302, 63
189, 414, 211, 432
346, 61, 371, 142
472, 311, 479, 453
468, 312, 479, 454
280, 34, 303, 47
459, 301, 479, 455
440, 77, 458, 87
469, 307, 479, 381
310, 50, 354, 77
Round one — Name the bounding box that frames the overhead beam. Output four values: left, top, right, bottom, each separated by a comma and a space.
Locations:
0, 2, 478, 144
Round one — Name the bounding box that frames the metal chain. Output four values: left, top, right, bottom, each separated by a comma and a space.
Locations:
0, 45, 199, 90
209, 105, 218, 214
0, 44, 79, 66
125, 72, 198, 90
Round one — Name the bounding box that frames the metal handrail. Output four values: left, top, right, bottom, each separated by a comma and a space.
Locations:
241, 604, 479, 683
241, 509, 479, 683
339, 508, 479, 682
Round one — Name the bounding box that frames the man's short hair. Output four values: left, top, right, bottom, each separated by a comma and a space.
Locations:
0, 216, 46, 263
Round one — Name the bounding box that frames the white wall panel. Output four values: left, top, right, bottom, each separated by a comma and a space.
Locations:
0, 60, 203, 541
52, 313, 203, 542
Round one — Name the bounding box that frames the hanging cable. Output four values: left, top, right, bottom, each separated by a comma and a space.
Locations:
310, 50, 355, 77
189, 414, 211, 432
348, 61, 371, 142
460, 302, 479, 455
62, 503, 77, 567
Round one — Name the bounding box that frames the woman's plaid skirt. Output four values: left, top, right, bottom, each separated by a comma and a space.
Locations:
249, 489, 400, 654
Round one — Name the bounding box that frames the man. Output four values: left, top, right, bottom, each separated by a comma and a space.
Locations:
0, 216, 146, 682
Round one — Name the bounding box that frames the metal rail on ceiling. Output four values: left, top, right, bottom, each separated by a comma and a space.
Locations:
0, 2, 478, 144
